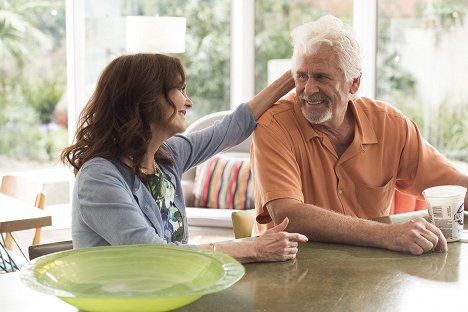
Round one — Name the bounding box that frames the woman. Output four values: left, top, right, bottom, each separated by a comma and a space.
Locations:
61, 53, 307, 263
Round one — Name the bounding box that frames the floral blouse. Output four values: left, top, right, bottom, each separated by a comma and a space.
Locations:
144, 169, 184, 243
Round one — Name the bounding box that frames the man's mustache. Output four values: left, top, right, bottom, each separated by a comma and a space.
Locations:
299, 93, 329, 103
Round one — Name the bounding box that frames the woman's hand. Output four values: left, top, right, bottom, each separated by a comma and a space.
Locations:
248, 70, 294, 120
253, 217, 308, 262
199, 217, 307, 263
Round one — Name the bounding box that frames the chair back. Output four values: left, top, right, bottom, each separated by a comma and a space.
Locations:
0, 175, 43, 206
28, 240, 73, 260
0, 175, 46, 249
184, 110, 252, 154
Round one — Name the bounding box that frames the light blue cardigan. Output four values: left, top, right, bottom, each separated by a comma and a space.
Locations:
72, 104, 256, 248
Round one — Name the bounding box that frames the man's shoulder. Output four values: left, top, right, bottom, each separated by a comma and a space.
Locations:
355, 96, 407, 120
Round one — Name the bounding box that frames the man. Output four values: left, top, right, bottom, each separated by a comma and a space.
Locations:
251, 15, 468, 255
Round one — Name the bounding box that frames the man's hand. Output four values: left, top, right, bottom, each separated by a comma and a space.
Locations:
384, 218, 447, 255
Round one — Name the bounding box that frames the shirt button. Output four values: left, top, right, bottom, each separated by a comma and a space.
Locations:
338, 189, 343, 194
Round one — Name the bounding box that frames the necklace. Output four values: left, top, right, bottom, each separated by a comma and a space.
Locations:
140, 160, 162, 177
153, 160, 162, 177
140, 161, 163, 186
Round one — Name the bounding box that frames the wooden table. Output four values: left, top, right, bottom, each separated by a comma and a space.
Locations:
178, 212, 468, 311
1, 210, 468, 312
0, 193, 52, 271
0, 193, 52, 233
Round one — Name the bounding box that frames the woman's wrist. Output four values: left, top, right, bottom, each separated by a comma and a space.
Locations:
211, 240, 258, 263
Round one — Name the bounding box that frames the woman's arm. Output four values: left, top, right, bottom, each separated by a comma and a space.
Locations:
198, 218, 308, 263
248, 70, 294, 120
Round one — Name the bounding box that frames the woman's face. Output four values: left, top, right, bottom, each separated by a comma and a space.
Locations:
162, 82, 193, 136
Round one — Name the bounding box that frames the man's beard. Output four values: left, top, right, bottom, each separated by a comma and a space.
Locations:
299, 93, 332, 125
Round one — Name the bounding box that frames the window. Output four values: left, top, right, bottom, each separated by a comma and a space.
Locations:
0, 0, 67, 172
5, 0, 465, 192
254, 0, 353, 92
376, 0, 468, 162
79, 0, 231, 125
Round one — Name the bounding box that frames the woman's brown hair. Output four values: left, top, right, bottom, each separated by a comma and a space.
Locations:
61, 53, 185, 177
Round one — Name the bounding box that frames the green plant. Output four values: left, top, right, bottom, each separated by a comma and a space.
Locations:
431, 103, 468, 161
377, 1, 468, 162
0, 0, 66, 168
0, 88, 45, 160
23, 70, 66, 124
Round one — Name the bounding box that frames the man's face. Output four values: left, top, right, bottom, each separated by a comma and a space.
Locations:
294, 45, 354, 127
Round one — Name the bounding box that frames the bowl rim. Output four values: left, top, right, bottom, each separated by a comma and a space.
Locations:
19, 244, 245, 298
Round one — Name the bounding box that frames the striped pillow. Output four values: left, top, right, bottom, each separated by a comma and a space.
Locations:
193, 155, 254, 210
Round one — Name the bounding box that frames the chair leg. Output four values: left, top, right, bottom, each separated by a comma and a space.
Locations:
5, 232, 14, 250
32, 192, 46, 246
0, 234, 20, 272
32, 228, 42, 245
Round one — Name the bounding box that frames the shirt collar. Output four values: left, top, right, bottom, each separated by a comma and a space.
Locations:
292, 94, 377, 145
350, 98, 378, 145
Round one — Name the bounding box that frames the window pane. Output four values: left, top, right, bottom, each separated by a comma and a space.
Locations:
0, 0, 67, 172
84, 0, 231, 124
254, 0, 353, 93
377, 0, 468, 162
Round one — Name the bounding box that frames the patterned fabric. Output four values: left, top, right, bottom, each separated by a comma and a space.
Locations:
144, 171, 184, 243
193, 155, 254, 210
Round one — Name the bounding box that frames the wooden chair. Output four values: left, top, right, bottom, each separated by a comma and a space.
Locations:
390, 189, 427, 215
0, 175, 46, 250
231, 210, 256, 239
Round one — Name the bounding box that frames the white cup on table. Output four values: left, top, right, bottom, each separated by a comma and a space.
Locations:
423, 185, 467, 242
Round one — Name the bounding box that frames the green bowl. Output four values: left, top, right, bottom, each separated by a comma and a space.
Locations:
20, 244, 245, 312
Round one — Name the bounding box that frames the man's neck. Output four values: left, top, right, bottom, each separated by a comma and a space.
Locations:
314, 108, 355, 157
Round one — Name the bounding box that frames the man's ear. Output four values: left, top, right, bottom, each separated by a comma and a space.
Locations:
350, 74, 361, 95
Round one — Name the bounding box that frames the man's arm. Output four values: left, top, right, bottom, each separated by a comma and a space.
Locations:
266, 198, 448, 255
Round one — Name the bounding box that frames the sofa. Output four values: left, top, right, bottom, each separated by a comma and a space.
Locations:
181, 111, 254, 229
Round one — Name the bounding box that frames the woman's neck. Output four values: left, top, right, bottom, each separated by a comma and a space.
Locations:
120, 136, 165, 174
143, 137, 164, 168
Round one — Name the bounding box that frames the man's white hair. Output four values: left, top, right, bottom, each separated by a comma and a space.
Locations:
291, 15, 362, 84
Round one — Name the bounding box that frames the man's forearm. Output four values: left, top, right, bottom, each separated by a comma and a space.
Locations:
268, 201, 390, 249
267, 199, 448, 255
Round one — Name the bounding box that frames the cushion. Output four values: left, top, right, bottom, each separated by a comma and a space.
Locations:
193, 155, 254, 210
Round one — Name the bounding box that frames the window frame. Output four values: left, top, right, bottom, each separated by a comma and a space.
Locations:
66, 0, 379, 139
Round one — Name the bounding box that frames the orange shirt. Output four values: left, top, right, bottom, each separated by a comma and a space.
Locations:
251, 93, 461, 229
